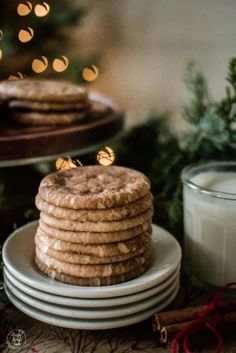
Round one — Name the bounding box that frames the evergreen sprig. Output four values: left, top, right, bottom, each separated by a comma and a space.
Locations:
183, 61, 211, 125
184, 60, 236, 159
118, 58, 236, 239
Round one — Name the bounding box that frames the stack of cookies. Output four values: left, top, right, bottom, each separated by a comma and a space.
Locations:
34, 166, 154, 286
0, 79, 90, 125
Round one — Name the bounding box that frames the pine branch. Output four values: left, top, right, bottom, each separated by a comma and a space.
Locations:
183, 61, 211, 124
118, 57, 236, 239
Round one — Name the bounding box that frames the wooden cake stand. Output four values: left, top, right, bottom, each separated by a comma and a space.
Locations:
0, 91, 124, 166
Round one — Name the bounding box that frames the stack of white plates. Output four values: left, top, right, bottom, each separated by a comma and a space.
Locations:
2, 222, 182, 329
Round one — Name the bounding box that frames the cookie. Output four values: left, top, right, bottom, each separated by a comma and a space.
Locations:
0, 79, 88, 102
40, 208, 153, 232
38, 166, 151, 210
35, 247, 149, 277
10, 109, 87, 126
36, 226, 152, 257
35, 192, 153, 222
35, 233, 149, 264
8, 100, 90, 112
35, 257, 150, 286
39, 219, 151, 244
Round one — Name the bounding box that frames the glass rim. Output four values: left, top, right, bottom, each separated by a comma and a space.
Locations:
181, 161, 236, 200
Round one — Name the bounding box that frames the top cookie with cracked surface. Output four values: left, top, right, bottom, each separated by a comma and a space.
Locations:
38, 166, 151, 210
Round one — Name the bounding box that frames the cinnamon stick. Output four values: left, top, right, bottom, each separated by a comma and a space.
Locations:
159, 310, 236, 344
154, 299, 236, 331
154, 305, 206, 331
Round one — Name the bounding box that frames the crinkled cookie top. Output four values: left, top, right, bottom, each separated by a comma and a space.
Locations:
39, 166, 150, 210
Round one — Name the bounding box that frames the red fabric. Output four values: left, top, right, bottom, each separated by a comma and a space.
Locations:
172, 282, 236, 353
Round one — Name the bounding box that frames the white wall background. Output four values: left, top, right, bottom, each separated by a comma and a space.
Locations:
77, 0, 236, 128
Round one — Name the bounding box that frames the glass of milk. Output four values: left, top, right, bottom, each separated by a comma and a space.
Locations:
181, 161, 236, 289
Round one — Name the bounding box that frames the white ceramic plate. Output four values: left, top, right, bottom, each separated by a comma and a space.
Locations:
4, 275, 179, 319
4, 266, 180, 307
3, 221, 181, 299
5, 285, 179, 329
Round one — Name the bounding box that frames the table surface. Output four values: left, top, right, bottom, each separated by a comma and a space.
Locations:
1, 280, 236, 353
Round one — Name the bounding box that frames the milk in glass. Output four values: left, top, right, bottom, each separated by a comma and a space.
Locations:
183, 170, 236, 287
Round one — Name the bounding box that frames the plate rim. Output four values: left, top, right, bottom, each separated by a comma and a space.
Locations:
4, 276, 179, 319
4, 265, 180, 307
5, 285, 179, 330
3, 221, 182, 298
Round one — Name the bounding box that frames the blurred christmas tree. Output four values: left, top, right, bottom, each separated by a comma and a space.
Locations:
0, 0, 94, 82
